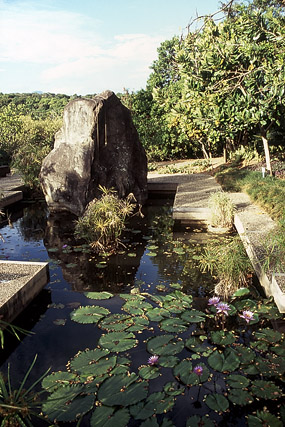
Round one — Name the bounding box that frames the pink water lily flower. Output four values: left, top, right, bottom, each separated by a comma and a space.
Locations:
239, 310, 254, 323
208, 297, 220, 306
216, 302, 230, 315
148, 355, 159, 365
193, 365, 203, 376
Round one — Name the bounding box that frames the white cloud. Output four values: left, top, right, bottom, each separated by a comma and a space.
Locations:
0, 1, 164, 93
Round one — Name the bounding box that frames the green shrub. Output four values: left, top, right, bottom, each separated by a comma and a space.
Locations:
75, 187, 136, 253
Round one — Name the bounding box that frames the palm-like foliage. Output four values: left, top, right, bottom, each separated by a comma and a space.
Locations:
75, 186, 136, 253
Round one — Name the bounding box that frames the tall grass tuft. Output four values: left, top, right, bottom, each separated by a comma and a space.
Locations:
75, 186, 136, 253
199, 235, 253, 300
208, 191, 235, 229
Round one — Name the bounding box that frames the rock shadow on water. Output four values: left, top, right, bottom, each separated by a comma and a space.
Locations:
44, 212, 149, 293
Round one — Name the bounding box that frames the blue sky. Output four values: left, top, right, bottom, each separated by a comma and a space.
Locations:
0, 0, 223, 95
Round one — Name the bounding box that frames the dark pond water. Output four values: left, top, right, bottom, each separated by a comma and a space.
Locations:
0, 199, 283, 427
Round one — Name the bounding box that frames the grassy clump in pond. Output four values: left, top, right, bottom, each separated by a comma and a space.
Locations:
41, 288, 285, 426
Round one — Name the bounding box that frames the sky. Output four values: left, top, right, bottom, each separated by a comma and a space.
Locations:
0, 0, 223, 95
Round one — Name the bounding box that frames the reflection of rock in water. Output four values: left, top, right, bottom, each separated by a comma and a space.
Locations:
44, 212, 148, 292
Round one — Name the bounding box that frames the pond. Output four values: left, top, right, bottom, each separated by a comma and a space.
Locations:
0, 199, 284, 427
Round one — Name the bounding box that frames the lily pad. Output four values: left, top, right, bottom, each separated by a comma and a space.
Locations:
173, 360, 209, 385
97, 373, 148, 406
159, 355, 179, 368
181, 309, 206, 323
226, 374, 250, 389
99, 331, 137, 352
164, 381, 185, 396
138, 365, 160, 380
130, 392, 175, 420
85, 291, 113, 300
147, 335, 184, 356
185, 336, 212, 354
70, 348, 116, 377
159, 317, 188, 333
99, 314, 130, 332
42, 384, 95, 422
186, 416, 215, 427
147, 252, 157, 257
208, 348, 240, 372
205, 393, 229, 412
231, 287, 251, 297
254, 328, 283, 344
247, 411, 283, 427
210, 330, 236, 346
90, 406, 130, 427
228, 388, 253, 406
42, 371, 78, 392
70, 305, 110, 324
251, 380, 282, 399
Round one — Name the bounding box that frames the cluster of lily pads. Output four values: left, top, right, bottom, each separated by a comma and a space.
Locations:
41, 286, 285, 426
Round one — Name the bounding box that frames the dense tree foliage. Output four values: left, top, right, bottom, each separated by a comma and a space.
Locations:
0, 0, 284, 184
123, 0, 285, 163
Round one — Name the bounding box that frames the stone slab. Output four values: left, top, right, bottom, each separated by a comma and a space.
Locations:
0, 261, 49, 324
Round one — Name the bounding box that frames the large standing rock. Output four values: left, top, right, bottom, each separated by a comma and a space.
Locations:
40, 90, 148, 216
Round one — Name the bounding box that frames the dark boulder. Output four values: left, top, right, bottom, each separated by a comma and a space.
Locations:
40, 90, 148, 216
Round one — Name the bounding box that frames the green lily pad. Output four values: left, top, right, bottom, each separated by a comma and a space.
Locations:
185, 336, 212, 354
146, 307, 171, 322
208, 348, 240, 372
42, 384, 95, 422
42, 371, 78, 392
97, 373, 148, 406
234, 345, 256, 365
99, 314, 130, 332
47, 247, 59, 252
122, 299, 153, 316
147, 335, 184, 356
254, 328, 283, 343
173, 360, 209, 385
128, 252, 137, 257
147, 245, 159, 250
159, 355, 179, 368
205, 393, 229, 412
126, 316, 149, 332
251, 380, 282, 399
159, 317, 188, 333
231, 287, 251, 297
247, 411, 283, 427
233, 299, 256, 311
70, 305, 110, 324
85, 291, 113, 300
228, 388, 253, 406
130, 392, 175, 420
147, 252, 157, 257
90, 406, 130, 427
99, 331, 137, 352
53, 318, 66, 326
181, 309, 206, 323
186, 416, 215, 427
169, 283, 183, 290
164, 381, 185, 396
70, 348, 116, 377
226, 374, 250, 389
138, 365, 160, 380
210, 330, 236, 346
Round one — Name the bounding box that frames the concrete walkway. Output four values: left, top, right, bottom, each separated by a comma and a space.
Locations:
0, 174, 24, 209
148, 170, 285, 313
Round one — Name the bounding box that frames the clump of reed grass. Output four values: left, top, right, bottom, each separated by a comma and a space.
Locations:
75, 186, 136, 253
208, 191, 235, 229
199, 235, 253, 300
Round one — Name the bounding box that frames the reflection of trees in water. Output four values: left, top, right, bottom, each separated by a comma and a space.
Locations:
44, 211, 149, 292
16, 202, 48, 241
144, 206, 215, 296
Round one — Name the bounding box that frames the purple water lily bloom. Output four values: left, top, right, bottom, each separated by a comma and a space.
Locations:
62, 244, 68, 249
193, 365, 203, 376
216, 302, 230, 315
239, 310, 254, 323
208, 297, 220, 306
148, 355, 159, 365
